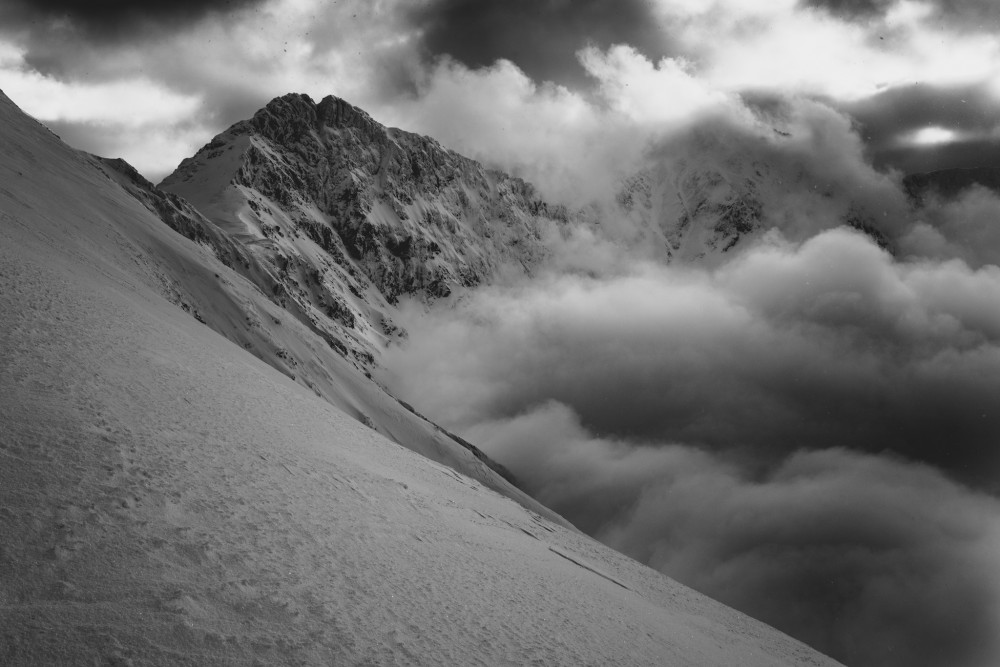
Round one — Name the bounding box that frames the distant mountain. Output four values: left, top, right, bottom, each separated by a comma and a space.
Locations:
617, 152, 767, 263
618, 129, 893, 263
0, 86, 842, 666
903, 166, 1000, 204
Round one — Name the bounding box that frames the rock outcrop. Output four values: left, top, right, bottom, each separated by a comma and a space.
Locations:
158, 93, 563, 372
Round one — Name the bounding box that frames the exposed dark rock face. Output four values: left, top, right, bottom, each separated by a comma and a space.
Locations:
903, 166, 1000, 204
845, 207, 893, 252
163, 93, 556, 307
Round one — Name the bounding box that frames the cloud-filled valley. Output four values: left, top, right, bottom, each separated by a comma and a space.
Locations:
381, 100, 1000, 666
385, 227, 1000, 666
455, 404, 1000, 667
388, 226, 1000, 474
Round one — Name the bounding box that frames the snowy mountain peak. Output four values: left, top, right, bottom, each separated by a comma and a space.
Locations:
245, 93, 387, 147
162, 91, 557, 305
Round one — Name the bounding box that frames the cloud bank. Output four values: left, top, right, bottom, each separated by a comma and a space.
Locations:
382, 45, 741, 203
0, 0, 268, 38
465, 402, 1000, 667
388, 227, 1000, 481
383, 160, 1000, 666
406, 0, 670, 88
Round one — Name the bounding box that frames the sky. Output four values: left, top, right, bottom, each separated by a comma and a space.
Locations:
3, 2, 1000, 666
3, 0, 1000, 181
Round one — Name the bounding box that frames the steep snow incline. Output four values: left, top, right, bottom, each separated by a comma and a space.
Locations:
0, 89, 553, 521
0, 89, 842, 666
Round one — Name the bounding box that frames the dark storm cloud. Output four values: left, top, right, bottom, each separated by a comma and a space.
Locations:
0, 0, 268, 40
877, 138, 1000, 175
463, 407, 1000, 667
0, 0, 271, 84
799, 0, 893, 19
820, 82, 1000, 175
407, 0, 670, 87
804, 0, 1000, 27
923, 0, 1000, 28
843, 83, 1000, 157
389, 229, 1000, 486
388, 100, 1000, 480
386, 227, 1000, 667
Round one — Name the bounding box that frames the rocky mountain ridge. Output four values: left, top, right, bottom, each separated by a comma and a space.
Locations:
158, 93, 567, 366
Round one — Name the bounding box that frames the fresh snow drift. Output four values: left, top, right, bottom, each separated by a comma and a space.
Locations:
0, 88, 841, 665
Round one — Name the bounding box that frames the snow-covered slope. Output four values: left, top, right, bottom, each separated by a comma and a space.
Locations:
0, 89, 552, 521
0, 89, 843, 665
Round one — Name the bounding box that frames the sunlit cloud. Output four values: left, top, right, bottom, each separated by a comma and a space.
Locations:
650, 0, 1000, 100
577, 45, 733, 125
908, 126, 960, 145
0, 47, 201, 127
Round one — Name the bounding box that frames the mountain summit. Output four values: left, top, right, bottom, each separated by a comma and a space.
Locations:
160, 93, 561, 349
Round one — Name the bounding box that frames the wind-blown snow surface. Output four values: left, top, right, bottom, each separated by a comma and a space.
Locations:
0, 91, 843, 664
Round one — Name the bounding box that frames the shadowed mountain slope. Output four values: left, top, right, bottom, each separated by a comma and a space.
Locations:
903, 166, 1000, 203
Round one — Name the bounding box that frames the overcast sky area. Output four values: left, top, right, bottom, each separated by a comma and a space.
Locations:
4, 0, 1000, 182
4, 2, 1000, 666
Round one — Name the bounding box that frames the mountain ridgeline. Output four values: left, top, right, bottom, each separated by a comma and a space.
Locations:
157, 93, 563, 360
